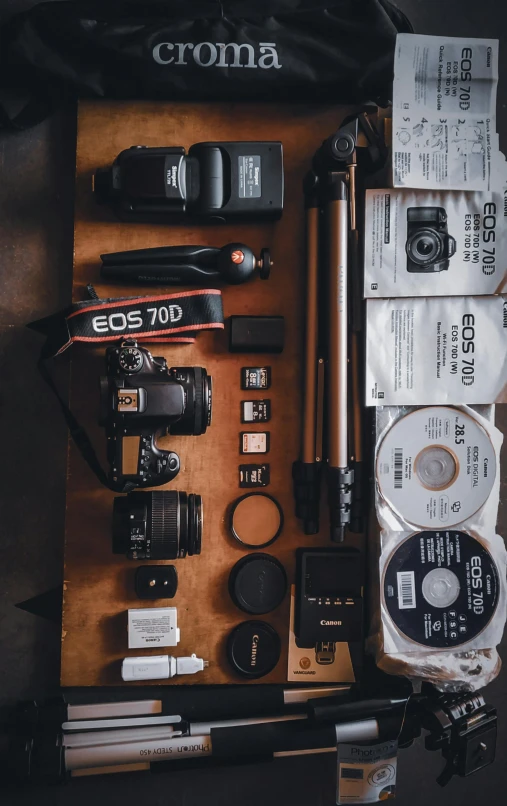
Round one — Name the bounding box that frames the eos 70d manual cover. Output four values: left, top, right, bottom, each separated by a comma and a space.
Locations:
366, 295, 507, 406
364, 188, 507, 297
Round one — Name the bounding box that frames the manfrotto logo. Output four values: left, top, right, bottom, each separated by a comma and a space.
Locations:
153, 41, 282, 70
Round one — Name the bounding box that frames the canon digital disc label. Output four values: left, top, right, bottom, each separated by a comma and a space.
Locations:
383, 530, 499, 648
377, 407, 496, 527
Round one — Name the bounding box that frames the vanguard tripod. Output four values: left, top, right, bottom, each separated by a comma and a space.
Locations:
293, 113, 386, 540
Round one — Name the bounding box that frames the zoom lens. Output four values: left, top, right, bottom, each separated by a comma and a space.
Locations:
112, 491, 202, 560
406, 228, 443, 265
170, 366, 212, 436
416, 237, 434, 256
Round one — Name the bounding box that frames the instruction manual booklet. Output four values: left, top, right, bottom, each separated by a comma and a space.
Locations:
364, 187, 507, 297
392, 34, 503, 191
365, 295, 507, 406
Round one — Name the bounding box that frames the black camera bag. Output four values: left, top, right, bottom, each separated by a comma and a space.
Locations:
0, 0, 412, 129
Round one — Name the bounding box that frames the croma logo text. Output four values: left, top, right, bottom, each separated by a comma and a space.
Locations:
153, 42, 282, 70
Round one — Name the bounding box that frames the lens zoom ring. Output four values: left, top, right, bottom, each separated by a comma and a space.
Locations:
151, 491, 179, 559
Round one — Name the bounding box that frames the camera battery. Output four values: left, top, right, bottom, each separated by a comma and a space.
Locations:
230, 316, 284, 354
127, 607, 180, 649
240, 432, 270, 454
241, 400, 271, 423
241, 367, 271, 390
239, 464, 270, 488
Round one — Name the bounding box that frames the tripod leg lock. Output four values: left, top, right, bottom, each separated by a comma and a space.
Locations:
329, 467, 354, 488
327, 466, 354, 542
292, 460, 323, 535
350, 461, 365, 533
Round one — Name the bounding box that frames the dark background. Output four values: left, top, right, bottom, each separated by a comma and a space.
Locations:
1, 0, 507, 803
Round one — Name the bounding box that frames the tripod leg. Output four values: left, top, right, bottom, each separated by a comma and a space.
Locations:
326, 174, 353, 542
349, 223, 365, 533
302, 205, 320, 464
348, 159, 365, 533
293, 193, 323, 535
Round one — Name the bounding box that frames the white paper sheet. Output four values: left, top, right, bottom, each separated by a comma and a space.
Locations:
393, 35, 501, 191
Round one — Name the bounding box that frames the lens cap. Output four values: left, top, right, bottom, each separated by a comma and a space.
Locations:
229, 554, 287, 615
226, 620, 281, 679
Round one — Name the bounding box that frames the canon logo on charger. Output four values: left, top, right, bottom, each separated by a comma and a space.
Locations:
320, 620, 342, 626
153, 41, 282, 70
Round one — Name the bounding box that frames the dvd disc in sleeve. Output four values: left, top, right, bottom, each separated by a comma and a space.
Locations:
376, 407, 496, 527
382, 530, 499, 648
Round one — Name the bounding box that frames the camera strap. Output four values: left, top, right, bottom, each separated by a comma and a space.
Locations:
37, 357, 114, 489
28, 287, 225, 492
29, 287, 225, 358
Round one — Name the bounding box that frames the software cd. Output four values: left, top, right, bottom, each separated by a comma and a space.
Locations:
376, 407, 496, 527
383, 530, 499, 648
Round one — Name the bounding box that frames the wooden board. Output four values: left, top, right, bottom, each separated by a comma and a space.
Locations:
62, 100, 357, 686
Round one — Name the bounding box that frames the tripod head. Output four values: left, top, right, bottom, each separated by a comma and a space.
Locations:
401, 684, 497, 786
306, 682, 497, 788
312, 112, 387, 176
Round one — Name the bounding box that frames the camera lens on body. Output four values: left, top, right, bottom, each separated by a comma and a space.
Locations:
406, 228, 442, 265
415, 236, 434, 256
112, 490, 203, 560
170, 367, 212, 436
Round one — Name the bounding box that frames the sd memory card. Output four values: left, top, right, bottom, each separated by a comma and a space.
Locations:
239, 464, 270, 487
241, 367, 271, 390
240, 432, 270, 454
241, 400, 271, 423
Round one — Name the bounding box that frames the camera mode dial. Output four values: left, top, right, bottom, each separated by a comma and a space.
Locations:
119, 346, 143, 373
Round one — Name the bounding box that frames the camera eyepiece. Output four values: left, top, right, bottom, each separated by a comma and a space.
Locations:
113, 490, 202, 560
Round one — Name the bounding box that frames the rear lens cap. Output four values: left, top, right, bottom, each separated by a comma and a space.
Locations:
229, 554, 287, 615
226, 620, 281, 679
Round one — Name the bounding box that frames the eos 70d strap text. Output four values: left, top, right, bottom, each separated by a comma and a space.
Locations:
29, 288, 224, 358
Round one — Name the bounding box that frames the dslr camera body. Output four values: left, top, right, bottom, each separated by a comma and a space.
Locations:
100, 340, 211, 490
406, 206, 456, 273
94, 141, 284, 223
